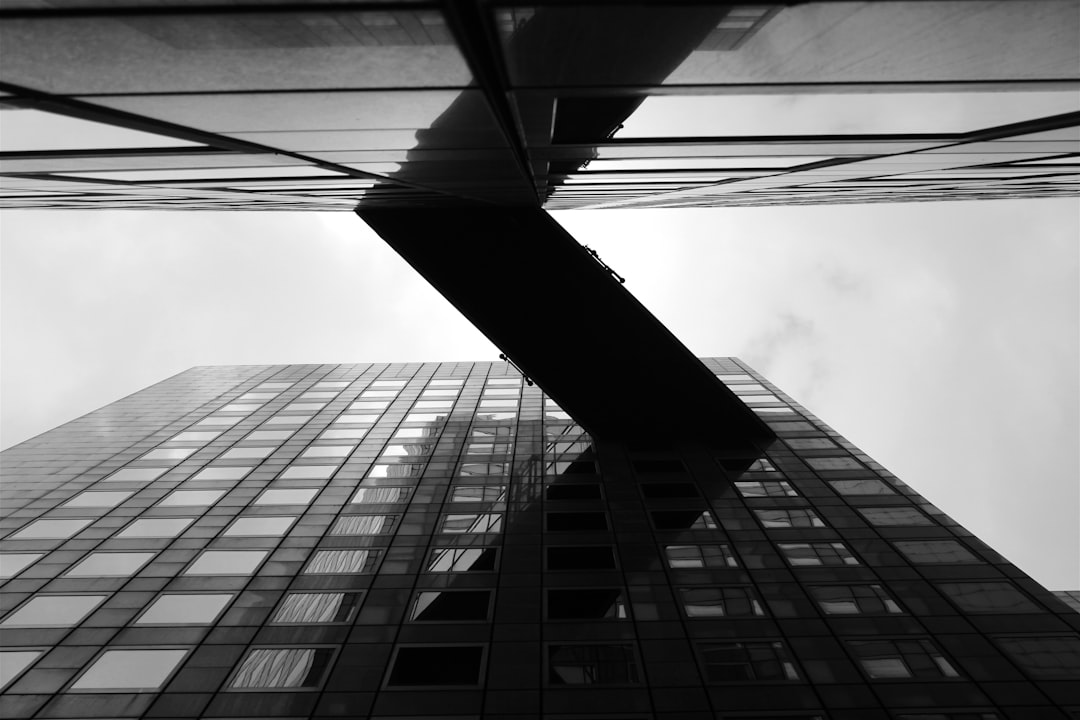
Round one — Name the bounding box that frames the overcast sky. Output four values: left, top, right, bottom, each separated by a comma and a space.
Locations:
1, 199, 1077, 590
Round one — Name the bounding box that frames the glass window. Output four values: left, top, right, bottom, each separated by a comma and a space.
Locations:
440, 513, 502, 534
221, 446, 275, 460
547, 546, 616, 571
313, 381, 349, 389
320, 428, 368, 440
632, 459, 685, 474
195, 416, 242, 427
332, 414, 377, 425
778, 542, 859, 566
10, 517, 94, 539
547, 511, 608, 531
272, 593, 361, 624
246, 430, 294, 441
350, 487, 409, 504
640, 482, 699, 499
410, 590, 491, 621
451, 485, 507, 502
136, 594, 233, 625
618, 91, 1080, 137
548, 644, 640, 685
426, 547, 497, 573
71, 649, 188, 690
351, 401, 389, 411
387, 646, 484, 687
848, 639, 959, 679
238, 392, 278, 401
65, 552, 153, 577
651, 510, 717, 530
329, 515, 394, 535
158, 489, 225, 507
405, 413, 445, 423
279, 465, 337, 480
185, 550, 267, 575
810, 585, 902, 615
858, 506, 934, 526
482, 387, 519, 396
301, 445, 355, 458
224, 516, 297, 536
785, 438, 838, 450
0, 651, 41, 689
191, 466, 251, 481
369, 463, 425, 479
264, 415, 312, 425
256, 383, 293, 390
61, 491, 132, 508
894, 540, 978, 564
681, 587, 764, 617
754, 508, 826, 528
421, 388, 458, 397
699, 641, 799, 681
299, 391, 337, 400
428, 379, 464, 386
170, 431, 220, 442
360, 390, 398, 398
116, 517, 194, 539
381, 444, 431, 457
665, 544, 738, 569
1, 595, 107, 627
229, 648, 333, 689
255, 488, 319, 506
829, 479, 896, 496
994, 636, 1080, 678
285, 402, 326, 412
734, 481, 798, 497
141, 448, 196, 461
806, 456, 864, 471
466, 441, 512, 455
937, 582, 1041, 613
547, 589, 627, 620
458, 462, 507, 477
0, 553, 41, 579
103, 467, 168, 482
220, 403, 262, 413
304, 549, 376, 574
546, 484, 602, 500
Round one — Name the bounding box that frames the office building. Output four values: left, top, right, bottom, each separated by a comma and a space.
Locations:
2, 359, 1078, 720
1, 1, 1078, 210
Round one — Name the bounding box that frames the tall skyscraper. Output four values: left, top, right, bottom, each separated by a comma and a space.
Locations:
1, 360, 1078, 719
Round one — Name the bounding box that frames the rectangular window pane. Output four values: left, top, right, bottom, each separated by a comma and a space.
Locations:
272, 593, 360, 624
229, 648, 332, 689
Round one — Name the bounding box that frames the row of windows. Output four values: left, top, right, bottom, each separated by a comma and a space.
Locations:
0, 531, 992, 586
8, 632, 1077, 694
4, 491, 945, 544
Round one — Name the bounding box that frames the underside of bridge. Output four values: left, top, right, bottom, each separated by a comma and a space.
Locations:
358, 206, 776, 456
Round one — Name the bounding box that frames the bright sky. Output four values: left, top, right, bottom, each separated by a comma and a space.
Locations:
1, 200, 1077, 590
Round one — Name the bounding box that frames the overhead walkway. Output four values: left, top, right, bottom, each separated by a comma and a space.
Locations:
358, 206, 775, 455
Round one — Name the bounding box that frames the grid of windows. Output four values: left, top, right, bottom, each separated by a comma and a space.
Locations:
1, 359, 1074, 720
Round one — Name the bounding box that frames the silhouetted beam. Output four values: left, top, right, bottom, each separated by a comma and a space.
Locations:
358, 206, 775, 453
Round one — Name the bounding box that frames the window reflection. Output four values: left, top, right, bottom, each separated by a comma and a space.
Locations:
229, 648, 332, 689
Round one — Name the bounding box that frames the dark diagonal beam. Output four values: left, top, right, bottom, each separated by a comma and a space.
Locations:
358, 207, 775, 453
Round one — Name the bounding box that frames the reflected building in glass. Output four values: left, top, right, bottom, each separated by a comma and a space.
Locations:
1, 1, 1077, 209
2, 360, 1079, 719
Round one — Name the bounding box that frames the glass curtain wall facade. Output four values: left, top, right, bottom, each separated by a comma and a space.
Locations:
2, 360, 1078, 720
1, 1, 1078, 210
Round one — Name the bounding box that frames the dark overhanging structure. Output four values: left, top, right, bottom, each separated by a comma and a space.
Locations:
360, 206, 776, 455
